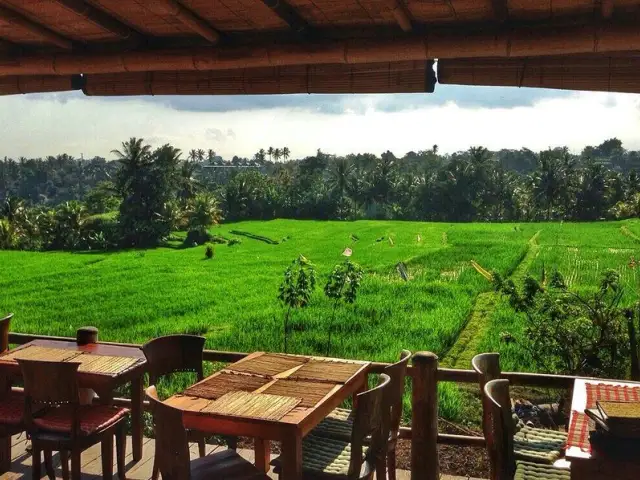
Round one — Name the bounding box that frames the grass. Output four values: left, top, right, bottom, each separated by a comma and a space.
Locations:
2, 219, 639, 421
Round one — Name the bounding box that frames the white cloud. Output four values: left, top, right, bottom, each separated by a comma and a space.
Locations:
1, 90, 639, 160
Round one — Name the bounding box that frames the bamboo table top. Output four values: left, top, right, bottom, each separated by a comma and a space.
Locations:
0, 339, 146, 378
567, 378, 640, 480
166, 351, 370, 438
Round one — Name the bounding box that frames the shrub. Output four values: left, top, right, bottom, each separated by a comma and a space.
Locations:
228, 238, 242, 247
83, 214, 120, 250
205, 245, 214, 259
183, 229, 212, 247
278, 255, 316, 353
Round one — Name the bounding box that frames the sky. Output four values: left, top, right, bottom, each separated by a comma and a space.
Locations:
2, 84, 640, 160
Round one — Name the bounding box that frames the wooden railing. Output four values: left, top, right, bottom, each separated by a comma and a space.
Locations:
7, 331, 595, 480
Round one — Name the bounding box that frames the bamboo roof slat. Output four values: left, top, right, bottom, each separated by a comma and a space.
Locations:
0, 74, 80, 95
0, 3, 73, 49
50, 0, 140, 40
200, 391, 302, 420
182, 0, 288, 31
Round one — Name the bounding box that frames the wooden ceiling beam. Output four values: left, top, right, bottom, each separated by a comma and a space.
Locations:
601, 0, 614, 19
152, 0, 221, 43
0, 4, 73, 50
384, 0, 413, 32
260, 0, 310, 35
491, 0, 509, 22
51, 0, 141, 40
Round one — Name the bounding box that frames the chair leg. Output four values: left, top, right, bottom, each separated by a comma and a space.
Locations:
60, 451, 70, 480
225, 435, 238, 451
43, 450, 55, 480
387, 450, 397, 480
71, 449, 82, 480
116, 426, 126, 480
101, 435, 114, 480
31, 445, 41, 480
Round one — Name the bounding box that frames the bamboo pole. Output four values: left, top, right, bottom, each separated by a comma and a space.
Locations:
2, 22, 640, 76
152, 0, 221, 43
0, 4, 72, 50
411, 352, 439, 480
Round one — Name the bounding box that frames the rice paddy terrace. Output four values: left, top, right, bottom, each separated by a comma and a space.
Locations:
1, 219, 639, 419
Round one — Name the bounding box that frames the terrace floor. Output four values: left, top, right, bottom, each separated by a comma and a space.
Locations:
0, 434, 483, 480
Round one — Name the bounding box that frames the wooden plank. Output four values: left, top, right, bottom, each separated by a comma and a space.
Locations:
51, 0, 140, 40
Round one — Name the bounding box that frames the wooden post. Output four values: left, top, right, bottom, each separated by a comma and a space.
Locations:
411, 352, 439, 480
76, 326, 98, 345
0, 313, 12, 354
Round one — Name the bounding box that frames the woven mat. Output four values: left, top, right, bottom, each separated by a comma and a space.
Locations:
261, 379, 337, 408
183, 372, 271, 400
0, 345, 81, 363
586, 383, 640, 408
70, 354, 140, 375
567, 411, 591, 451
201, 391, 301, 420
227, 353, 308, 377
287, 359, 363, 383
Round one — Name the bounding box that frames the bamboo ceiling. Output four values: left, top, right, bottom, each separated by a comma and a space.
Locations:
0, 0, 640, 96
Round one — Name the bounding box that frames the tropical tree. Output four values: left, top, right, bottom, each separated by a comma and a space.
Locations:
278, 255, 316, 353
282, 147, 290, 162
327, 158, 354, 198
207, 149, 216, 163
196, 149, 205, 163
267, 147, 274, 162
274, 148, 282, 162
188, 149, 198, 162
187, 193, 222, 234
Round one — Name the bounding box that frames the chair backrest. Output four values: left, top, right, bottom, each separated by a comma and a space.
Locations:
0, 313, 13, 354
348, 373, 391, 480
484, 379, 516, 480
472, 353, 501, 441
18, 359, 81, 436
146, 385, 191, 480
384, 350, 412, 443
142, 335, 206, 385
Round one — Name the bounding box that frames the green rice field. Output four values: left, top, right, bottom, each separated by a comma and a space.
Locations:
1, 219, 639, 419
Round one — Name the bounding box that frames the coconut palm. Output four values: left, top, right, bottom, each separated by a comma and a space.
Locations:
188, 193, 222, 233
207, 149, 216, 163
328, 158, 354, 197
188, 149, 198, 162
267, 147, 274, 162
111, 138, 152, 197
282, 147, 290, 162
196, 149, 205, 162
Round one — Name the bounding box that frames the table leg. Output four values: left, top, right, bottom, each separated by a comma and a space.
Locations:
254, 438, 270, 473
131, 376, 144, 461
281, 434, 302, 480
0, 435, 10, 474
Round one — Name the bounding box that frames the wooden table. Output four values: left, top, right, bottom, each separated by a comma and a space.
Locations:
166, 351, 370, 480
0, 339, 147, 472
566, 378, 640, 479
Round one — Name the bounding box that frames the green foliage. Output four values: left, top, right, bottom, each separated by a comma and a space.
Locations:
278, 255, 317, 352
187, 193, 222, 234
493, 268, 630, 377
0, 219, 18, 249
324, 259, 364, 355
205, 245, 214, 259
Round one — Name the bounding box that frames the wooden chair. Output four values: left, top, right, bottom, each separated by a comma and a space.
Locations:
145, 385, 269, 480
18, 359, 129, 480
272, 373, 392, 480
485, 379, 570, 480
0, 313, 13, 354
311, 350, 411, 480
472, 353, 567, 465
142, 334, 237, 480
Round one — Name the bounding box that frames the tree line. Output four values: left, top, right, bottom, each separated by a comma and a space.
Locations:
2, 137, 640, 251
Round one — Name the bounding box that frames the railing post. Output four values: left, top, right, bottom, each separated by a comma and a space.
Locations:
411, 351, 439, 480
76, 326, 99, 345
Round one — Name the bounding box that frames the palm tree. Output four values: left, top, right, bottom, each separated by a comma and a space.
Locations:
282, 147, 290, 162
207, 149, 216, 163
188, 149, 198, 162
328, 158, 354, 197
111, 138, 152, 197
275, 148, 283, 162
178, 161, 199, 203
196, 149, 205, 162
188, 193, 222, 233
267, 147, 274, 162
255, 149, 266, 164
